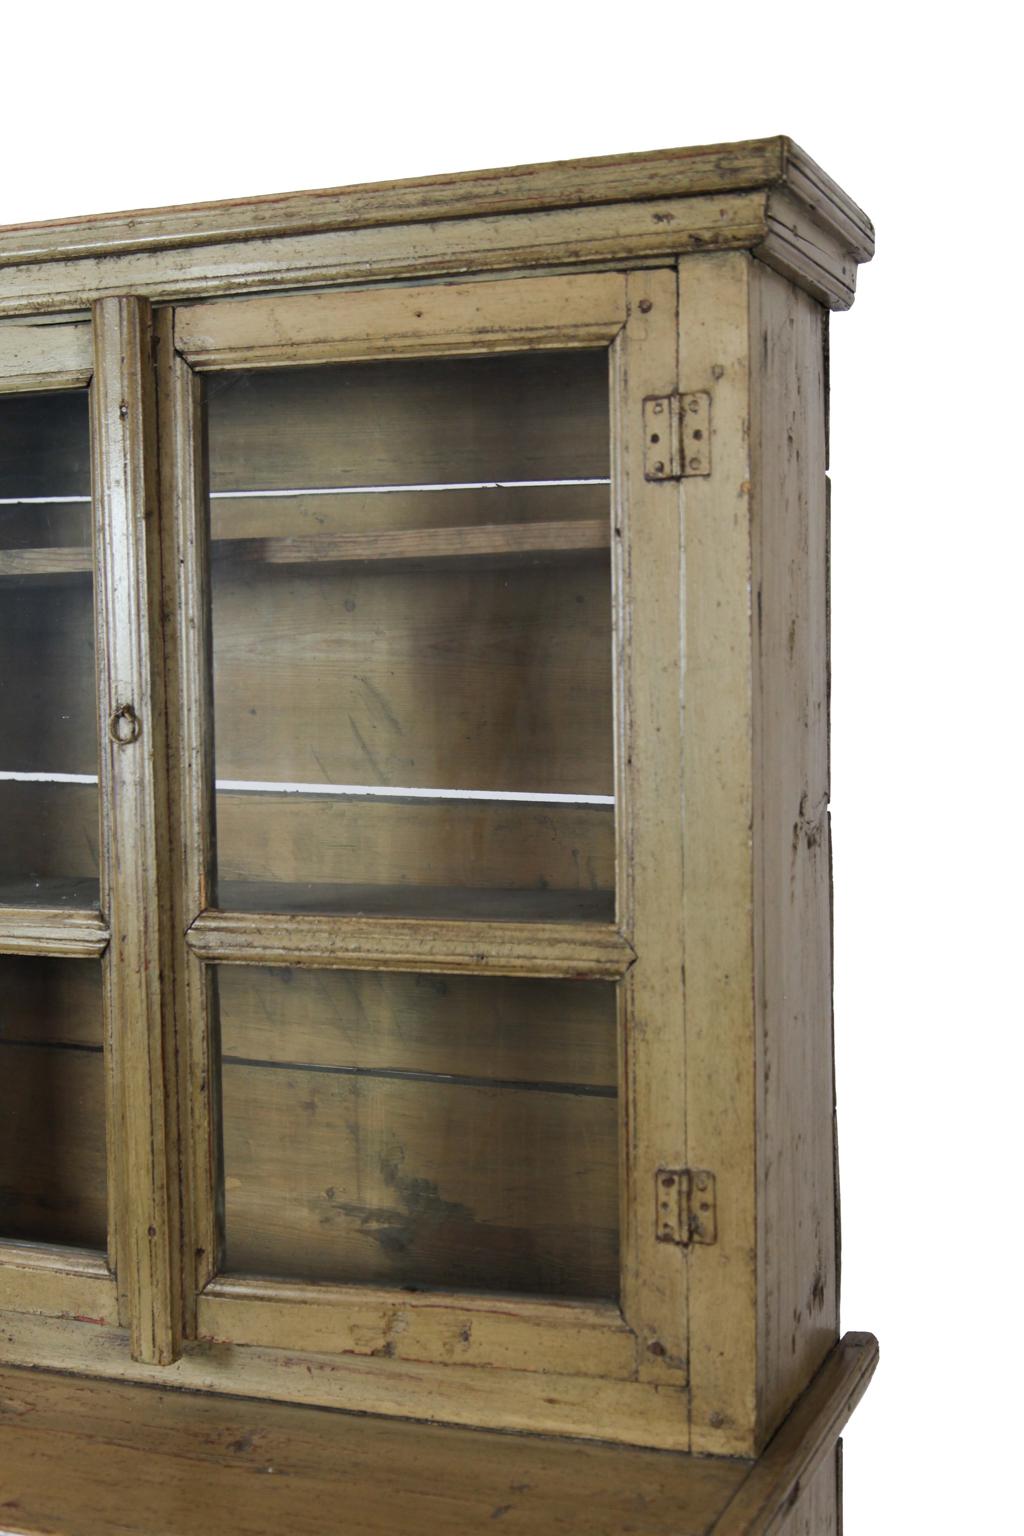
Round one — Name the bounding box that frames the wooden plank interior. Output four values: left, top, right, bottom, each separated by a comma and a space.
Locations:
215, 796, 614, 917
211, 517, 609, 571
0, 499, 90, 549
217, 965, 616, 1091
0, 784, 99, 909
0, 952, 104, 1046
0, 388, 90, 497
0, 385, 98, 915
217, 966, 618, 1299
205, 352, 609, 491
221, 1060, 618, 1297
209, 480, 605, 538
212, 562, 613, 793
0, 584, 97, 772
0, 956, 106, 1251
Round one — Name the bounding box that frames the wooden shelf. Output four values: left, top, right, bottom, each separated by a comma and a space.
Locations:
0, 547, 92, 580
0, 519, 609, 582
213, 517, 609, 570
0, 1332, 878, 1536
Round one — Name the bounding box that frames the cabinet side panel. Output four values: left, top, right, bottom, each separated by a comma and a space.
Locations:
773, 1443, 841, 1536
678, 251, 759, 1455
750, 263, 837, 1443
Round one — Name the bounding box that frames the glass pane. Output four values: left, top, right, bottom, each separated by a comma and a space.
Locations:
217, 966, 618, 1299
0, 390, 98, 908
206, 352, 613, 922
0, 955, 107, 1252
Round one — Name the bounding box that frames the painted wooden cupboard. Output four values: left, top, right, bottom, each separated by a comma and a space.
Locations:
0, 137, 876, 1533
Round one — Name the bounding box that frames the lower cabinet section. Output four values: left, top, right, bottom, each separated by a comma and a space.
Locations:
0, 1336, 874, 1535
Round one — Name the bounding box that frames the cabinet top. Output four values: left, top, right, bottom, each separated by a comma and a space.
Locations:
0, 137, 873, 318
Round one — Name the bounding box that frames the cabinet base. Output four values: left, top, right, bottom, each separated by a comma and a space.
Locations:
0, 1331, 876, 1535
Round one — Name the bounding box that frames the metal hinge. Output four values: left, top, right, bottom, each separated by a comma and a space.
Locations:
643, 392, 711, 480
655, 1168, 717, 1246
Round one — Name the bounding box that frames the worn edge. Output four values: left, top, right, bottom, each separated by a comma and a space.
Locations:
708, 1331, 878, 1535
186, 911, 636, 980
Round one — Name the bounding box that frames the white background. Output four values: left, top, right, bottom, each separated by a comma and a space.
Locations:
4, 6, 1020, 1528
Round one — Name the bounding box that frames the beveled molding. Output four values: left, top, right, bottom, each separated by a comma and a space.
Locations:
0, 137, 873, 317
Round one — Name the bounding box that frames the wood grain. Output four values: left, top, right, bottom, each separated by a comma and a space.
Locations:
677, 252, 760, 1454
0, 1242, 115, 1322
0, 1040, 107, 1249
0, 783, 99, 895
208, 479, 605, 540
205, 349, 609, 490
0, 137, 872, 318
708, 1333, 877, 1534
211, 560, 613, 797
0, 138, 796, 258
154, 314, 220, 1321
0, 143, 878, 1483
0, 1356, 718, 1530
216, 964, 617, 1088
0, 545, 92, 577
0, 583, 97, 772
0, 1310, 689, 1448
0, 497, 90, 548
611, 270, 690, 1390
211, 517, 609, 571
220, 1058, 618, 1297
0, 904, 107, 957
0, 386, 90, 494
750, 263, 837, 1443
0, 315, 92, 389
177, 271, 627, 368
0, 192, 768, 318
0, 1331, 874, 1532
199, 1278, 634, 1378
92, 297, 183, 1364
0, 953, 104, 1047
188, 909, 633, 979
215, 794, 614, 905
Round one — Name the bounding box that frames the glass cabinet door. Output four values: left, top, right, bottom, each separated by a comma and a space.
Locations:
171, 268, 685, 1430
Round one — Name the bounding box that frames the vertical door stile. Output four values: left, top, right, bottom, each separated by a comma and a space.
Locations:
612, 269, 689, 1396
92, 297, 183, 1365
154, 307, 220, 1322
